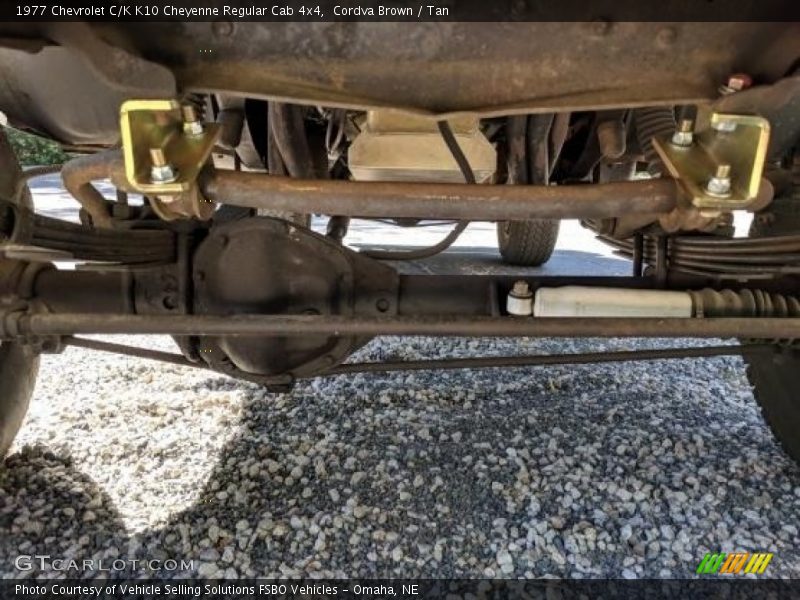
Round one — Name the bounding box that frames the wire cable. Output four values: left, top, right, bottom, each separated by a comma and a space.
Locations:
360, 120, 474, 260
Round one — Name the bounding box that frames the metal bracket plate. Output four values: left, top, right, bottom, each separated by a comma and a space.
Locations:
120, 99, 220, 195
653, 113, 770, 210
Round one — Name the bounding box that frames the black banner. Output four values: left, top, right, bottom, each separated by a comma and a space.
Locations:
1, 0, 799, 22
2, 579, 799, 600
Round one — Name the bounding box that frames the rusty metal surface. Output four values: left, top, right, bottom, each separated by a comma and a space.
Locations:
202, 171, 680, 220
63, 336, 200, 369
60, 150, 125, 228
0, 23, 796, 144
0, 24, 174, 144
9, 313, 800, 340
108, 22, 800, 117
66, 137, 680, 226
713, 75, 800, 160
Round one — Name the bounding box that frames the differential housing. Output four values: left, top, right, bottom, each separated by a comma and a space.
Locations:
191, 217, 398, 382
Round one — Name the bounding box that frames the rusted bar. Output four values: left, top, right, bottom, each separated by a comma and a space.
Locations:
64, 336, 200, 369
10, 313, 800, 339
61, 149, 127, 229
328, 344, 771, 376
61, 335, 772, 378
201, 171, 680, 220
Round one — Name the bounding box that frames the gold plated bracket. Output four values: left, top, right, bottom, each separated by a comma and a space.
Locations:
120, 99, 220, 195
653, 113, 770, 210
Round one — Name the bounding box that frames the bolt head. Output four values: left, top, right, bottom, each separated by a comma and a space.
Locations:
670, 119, 694, 147
719, 73, 753, 96
670, 132, 692, 147
180, 104, 204, 136
727, 73, 753, 92
711, 119, 737, 133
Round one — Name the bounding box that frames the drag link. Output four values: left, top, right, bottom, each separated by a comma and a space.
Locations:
6, 313, 800, 339
61, 336, 774, 380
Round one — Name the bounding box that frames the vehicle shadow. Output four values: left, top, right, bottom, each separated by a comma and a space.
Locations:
0, 445, 131, 577
142, 345, 800, 578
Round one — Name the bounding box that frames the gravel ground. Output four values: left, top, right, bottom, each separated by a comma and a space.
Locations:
2, 336, 799, 579
0, 178, 798, 579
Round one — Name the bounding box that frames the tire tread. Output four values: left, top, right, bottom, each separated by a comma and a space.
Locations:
744, 349, 800, 465
497, 219, 559, 266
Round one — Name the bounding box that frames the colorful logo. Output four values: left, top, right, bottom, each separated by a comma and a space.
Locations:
696, 552, 773, 575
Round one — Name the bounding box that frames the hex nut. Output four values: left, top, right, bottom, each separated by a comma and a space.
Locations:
670, 119, 694, 147
705, 164, 732, 197
150, 164, 178, 184
182, 104, 204, 136
183, 120, 204, 136
149, 147, 178, 184
727, 73, 753, 92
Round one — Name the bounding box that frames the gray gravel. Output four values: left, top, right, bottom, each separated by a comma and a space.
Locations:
1, 178, 798, 579
2, 334, 799, 579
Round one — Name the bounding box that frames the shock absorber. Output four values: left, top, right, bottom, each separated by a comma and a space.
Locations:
530, 286, 800, 318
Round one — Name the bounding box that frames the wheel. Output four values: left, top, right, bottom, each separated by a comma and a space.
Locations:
0, 334, 39, 461
0, 128, 40, 460
0, 342, 39, 459
497, 219, 559, 266
744, 347, 800, 464
744, 175, 800, 464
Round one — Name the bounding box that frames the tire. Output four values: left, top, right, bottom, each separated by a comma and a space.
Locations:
744, 347, 800, 465
0, 342, 39, 459
744, 179, 800, 465
0, 128, 40, 460
497, 219, 559, 266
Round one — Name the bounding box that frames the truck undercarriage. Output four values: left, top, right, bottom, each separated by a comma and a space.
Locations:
0, 21, 799, 462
